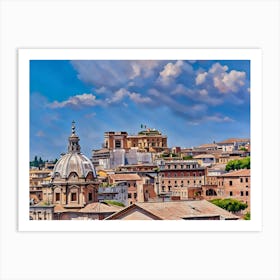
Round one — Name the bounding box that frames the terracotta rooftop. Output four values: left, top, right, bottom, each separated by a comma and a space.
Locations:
106, 200, 238, 220
193, 154, 215, 159
79, 202, 123, 213
220, 169, 250, 177
93, 148, 110, 154
217, 138, 250, 144
109, 174, 141, 181
198, 143, 218, 148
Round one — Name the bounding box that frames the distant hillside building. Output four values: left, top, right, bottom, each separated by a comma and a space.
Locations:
216, 138, 250, 152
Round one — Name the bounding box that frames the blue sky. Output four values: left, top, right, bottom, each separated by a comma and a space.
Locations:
30, 59, 250, 160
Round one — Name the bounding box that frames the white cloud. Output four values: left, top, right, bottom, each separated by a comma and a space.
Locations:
106, 88, 152, 105
71, 60, 161, 89
205, 115, 234, 123
129, 92, 152, 104
209, 63, 246, 93
130, 61, 160, 79
160, 60, 184, 79
209, 63, 228, 74
48, 93, 101, 108
158, 60, 184, 85
107, 88, 130, 104
199, 89, 208, 96
195, 72, 208, 85
95, 86, 107, 94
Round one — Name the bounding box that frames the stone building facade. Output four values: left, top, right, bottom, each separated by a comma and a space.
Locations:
158, 160, 206, 200
202, 169, 251, 211
103, 128, 168, 153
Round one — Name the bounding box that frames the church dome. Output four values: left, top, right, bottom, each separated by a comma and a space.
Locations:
52, 152, 96, 179
51, 121, 96, 179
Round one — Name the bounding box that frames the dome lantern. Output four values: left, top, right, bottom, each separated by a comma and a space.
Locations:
68, 120, 81, 153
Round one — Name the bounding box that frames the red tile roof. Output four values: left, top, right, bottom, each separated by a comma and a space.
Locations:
80, 202, 123, 213
218, 138, 250, 144
109, 174, 141, 181
220, 169, 250, 177
106, 200, 238, 220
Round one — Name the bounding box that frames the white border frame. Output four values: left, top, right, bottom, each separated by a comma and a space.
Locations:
18, 48, 262, 231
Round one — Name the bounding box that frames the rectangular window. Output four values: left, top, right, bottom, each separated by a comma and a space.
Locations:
128, 193, 132, 199
229, 181, 233, 186
246, 191, 249, 196
55, 193, 60, 201
115, 140, 121, 148
88, 192, 93, 201
240, 191, 244, 196
71, 192, 77, 201
240, 178, 243, 183
229, 191, 233, 196
134, 193, 137, 198
246, 178, 249, 183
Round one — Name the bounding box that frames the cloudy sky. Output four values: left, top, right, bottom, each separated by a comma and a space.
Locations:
30, 59, 250, 160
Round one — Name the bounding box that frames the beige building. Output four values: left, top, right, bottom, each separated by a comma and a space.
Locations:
30, 169, 51, 203
202, 169, 250, 211
158, 160, 206, 200
103, 128, 168, 153
29, 202, 54, 220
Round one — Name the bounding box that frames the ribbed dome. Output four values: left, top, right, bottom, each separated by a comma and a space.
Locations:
52, 152, 96, 179
51, 121, 96, 179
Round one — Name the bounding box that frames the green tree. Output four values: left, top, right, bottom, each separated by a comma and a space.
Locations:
39, 157, 44, 166
33, 156, 39, 167
183, 155, 193, 160
244, 212, 250, 220
103, 200, 125, 207
210, 198, 248, 213
225, 157, 250, 171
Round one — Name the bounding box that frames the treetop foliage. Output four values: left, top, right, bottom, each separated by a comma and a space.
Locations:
225, 156, 250, 171
210, 198, 248, 213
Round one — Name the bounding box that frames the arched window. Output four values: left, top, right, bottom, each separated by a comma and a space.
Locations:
206, 189, 217, 196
